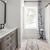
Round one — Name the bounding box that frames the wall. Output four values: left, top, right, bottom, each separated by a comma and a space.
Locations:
6, 0, 21, 48
23, 29, 37, 38
20, 0, 24, 41
40, 0, 50, 34
23, 2, 38, 38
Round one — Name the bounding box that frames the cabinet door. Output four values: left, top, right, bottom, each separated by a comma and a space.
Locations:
11, 30, 17, 50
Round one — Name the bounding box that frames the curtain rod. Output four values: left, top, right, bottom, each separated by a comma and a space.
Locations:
24, 1, 42, 2
45, 3, 50, 7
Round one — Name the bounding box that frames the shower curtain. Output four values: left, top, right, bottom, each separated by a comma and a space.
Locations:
37, 1, 46, 39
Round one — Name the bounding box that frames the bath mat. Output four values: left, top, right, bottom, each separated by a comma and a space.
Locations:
26, 39, 39, 50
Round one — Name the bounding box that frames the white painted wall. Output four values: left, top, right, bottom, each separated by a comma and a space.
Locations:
23, 2, 38, 38
40, 0, 50, 34
20, 0, 24, 41
6, 0, 21, 48
23, 29, 37, 38
45, 3, 50, 44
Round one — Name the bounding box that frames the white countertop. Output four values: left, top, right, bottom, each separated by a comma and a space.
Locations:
0, 27, 18, 39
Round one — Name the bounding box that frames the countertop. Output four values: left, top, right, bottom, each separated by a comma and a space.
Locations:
0, 27, 18, 39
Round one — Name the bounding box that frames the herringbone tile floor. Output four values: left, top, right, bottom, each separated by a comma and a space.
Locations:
16, 38, 50, 50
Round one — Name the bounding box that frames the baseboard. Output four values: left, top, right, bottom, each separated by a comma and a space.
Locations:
23, 38, 37, 39
47, 39, 50, 45
18, 43, 21, 48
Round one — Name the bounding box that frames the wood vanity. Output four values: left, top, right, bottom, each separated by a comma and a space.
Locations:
0, 28, 18, 50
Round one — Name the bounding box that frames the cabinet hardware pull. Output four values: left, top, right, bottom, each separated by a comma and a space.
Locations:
7, 38, 9, 40
12, 34, 14, 35
7, 44, 9, 46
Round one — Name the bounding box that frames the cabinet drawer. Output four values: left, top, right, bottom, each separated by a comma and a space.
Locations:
11, 30, 16, 34
5, 46, 11, 50
2, 34, 11, 44
2, 40, 11, 50
2, 44, 11, 50
5, 43, 12, 50
1, 37, 11, 46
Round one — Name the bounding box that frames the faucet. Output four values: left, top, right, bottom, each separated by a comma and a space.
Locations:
0, 24, 5, 29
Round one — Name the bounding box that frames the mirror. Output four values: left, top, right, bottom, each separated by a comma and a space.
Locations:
0, 1, 6, 29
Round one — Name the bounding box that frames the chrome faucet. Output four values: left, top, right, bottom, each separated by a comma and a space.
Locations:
0, 24, 5, 29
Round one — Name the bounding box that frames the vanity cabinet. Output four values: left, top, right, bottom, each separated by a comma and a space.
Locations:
0, 28, 18, 50
11, 30, 17, 50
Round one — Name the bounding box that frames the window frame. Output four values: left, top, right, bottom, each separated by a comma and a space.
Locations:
24, 6, 38, 29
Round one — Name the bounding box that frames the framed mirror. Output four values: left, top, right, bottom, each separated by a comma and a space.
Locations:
0, 1, 6, 29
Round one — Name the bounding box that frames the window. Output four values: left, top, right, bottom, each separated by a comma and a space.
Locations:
24, 7, 37, 29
